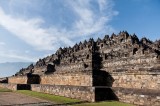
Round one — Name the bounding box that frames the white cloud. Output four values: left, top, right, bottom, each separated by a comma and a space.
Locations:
64, 0, 118, 37
0, 52, 36, 62
69, 0, 101, 35
0, 47, 43, 62
0, 42, 5, 46
0, 0, 118, 51
25, 50, 30, 54
0, 7, 74, 50
98, 0, 108, 11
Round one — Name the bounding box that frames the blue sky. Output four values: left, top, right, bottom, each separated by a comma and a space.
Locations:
0, 0, 159, 63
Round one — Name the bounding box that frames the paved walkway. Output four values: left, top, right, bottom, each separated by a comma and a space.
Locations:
0, 92, 54, 106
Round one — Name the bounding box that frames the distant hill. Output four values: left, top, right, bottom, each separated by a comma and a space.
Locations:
0, 62, 33, 78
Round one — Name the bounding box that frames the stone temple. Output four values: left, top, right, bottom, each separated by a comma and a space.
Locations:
0, 31, 160, 106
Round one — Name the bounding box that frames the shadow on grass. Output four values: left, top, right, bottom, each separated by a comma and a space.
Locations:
49, 100, 133, 106
48, 101, 89, 106
0, 88, 12, 92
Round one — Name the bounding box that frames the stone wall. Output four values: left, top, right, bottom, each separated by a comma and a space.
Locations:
1, 83, 159, 106
0, 83, 17, 90
31, 84, 95, 102
15, 39, 94, 76
40, 74, 92, 86
102, 57, 159, 74
112, 87, 160, 106
0, 77, 8, 83
112, 73, 160, 90
6, 32, 160, 105
8, 75, 40, 84
8, 76, 27, 84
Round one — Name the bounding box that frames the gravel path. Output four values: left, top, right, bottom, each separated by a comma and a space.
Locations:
0, 92, 54, 106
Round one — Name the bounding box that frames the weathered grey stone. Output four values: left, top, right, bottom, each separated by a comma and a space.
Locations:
1, 31, 160, 105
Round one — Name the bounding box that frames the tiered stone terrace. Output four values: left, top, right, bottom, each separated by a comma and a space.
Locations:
0, 31, 160, 105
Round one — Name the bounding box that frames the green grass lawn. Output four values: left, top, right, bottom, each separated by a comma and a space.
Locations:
16, 90, 80, 104
16, 90, 134, 106
74, 101, 134, 106
0, 88, 134, 106
0, 87, 12, 92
